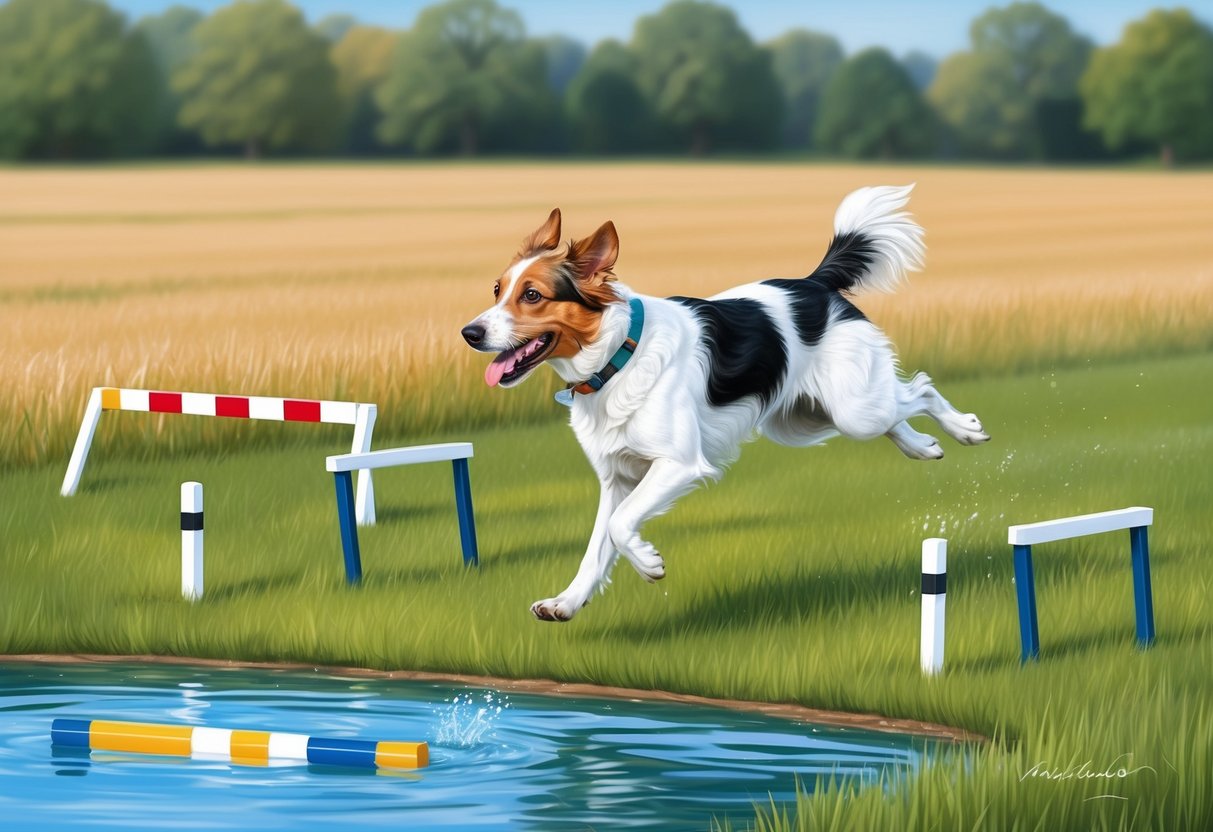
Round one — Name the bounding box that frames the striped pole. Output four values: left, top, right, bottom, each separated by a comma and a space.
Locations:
181, 482, 203, 601
51, 719, 428, 770
921, 538, 947, 675
62, 387, 379, 526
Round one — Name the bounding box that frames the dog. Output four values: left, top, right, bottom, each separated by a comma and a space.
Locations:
461, 185, 989, 621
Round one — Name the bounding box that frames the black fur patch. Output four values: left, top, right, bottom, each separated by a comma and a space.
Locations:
669, 297, 788, 408
549, 266, 600, 308
761, 279, 866, 347
805, 231, 879, 293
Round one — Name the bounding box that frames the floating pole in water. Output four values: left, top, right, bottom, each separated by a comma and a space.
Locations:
51, 718, 428, 769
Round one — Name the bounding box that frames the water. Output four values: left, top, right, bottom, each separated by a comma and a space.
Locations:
0, 662, 936, 831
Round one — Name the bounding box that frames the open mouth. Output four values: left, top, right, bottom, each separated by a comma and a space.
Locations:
485, 333, 556, 387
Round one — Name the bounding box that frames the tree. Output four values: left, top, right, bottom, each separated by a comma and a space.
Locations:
901, 50, 937, 91
1081, 9, 1213, 164
173, 0, 340, 157
565, 40, 655, 153
331, 25, 399, 154
815, 48, 934, 159
376, 0, 554, 155
631, 1, 782, 154
136, 5, 203, 153
316, 13, 357, 42
541, 35, 587, 94
929, 2, 1091, 158
767, 29, 843, 149
0, 0, 158, 159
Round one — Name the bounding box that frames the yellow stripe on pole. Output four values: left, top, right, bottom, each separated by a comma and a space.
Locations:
374, 741, 428, 769
90, 720, 193, 757
100, 388, 121, 410
230, 730, 271, 764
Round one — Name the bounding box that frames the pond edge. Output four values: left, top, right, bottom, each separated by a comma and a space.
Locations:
1, 653, 986, 744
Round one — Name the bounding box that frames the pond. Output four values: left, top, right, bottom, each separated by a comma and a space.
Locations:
0, 662, 939, 830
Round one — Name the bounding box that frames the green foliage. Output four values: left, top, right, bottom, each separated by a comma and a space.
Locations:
330, 25, 399, 154
929, 2, 1091, 159
540, 35, 587, 94
0, 0, 159, 159
631, 0, 782, 153
135, 5, 203, 154
767, 29, 843, 149
565, 41, 655, 153
1081, 9, 1213, 163
901, 50, 937, 91
376, 0, 554, 155
315, 13, 357, 43
173, 0, 340, 156
815, 48, 934, 159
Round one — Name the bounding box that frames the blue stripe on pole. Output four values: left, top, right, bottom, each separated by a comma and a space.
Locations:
51, 718, 93, 747
306, 736, 378, 768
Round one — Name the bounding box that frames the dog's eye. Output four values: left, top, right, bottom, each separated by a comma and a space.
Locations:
522, 288, 542, 303
493, 283, 500, 298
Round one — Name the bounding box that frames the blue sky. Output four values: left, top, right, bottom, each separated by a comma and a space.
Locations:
109, 1, 1192, 57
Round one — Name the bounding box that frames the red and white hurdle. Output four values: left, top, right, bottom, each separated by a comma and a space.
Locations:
61, 387, 379, 525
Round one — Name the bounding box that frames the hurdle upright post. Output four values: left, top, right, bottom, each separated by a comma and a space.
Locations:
451, 457, 479, 567
181, 482, 204, 601
920, 538, 947, 675
1012, 544, 1040, 662
352, 403, 377, 527
333, 471, 363, 584
61, 387, 103, 496
1129, 525, 1155, 646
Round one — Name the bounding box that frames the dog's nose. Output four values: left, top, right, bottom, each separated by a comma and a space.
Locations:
461, 324, 486, 346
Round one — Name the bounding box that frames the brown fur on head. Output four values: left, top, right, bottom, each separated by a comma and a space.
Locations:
463, 210, 623, 387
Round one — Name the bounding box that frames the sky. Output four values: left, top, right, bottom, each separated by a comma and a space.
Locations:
109, 0, 1196, 57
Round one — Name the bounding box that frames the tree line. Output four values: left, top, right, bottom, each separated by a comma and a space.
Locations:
1, 0, 1210, 163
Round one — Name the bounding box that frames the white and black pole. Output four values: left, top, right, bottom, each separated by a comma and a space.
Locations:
921, 538, 947, 675
181, 482, 204, 601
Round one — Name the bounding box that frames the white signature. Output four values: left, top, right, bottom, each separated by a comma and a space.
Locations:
1020, 754, 1156, 801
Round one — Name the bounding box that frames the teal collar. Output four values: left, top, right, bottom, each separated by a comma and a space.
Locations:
555, 297, 645, 407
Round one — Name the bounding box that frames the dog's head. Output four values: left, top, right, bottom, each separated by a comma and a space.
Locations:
461, 208, 620, 388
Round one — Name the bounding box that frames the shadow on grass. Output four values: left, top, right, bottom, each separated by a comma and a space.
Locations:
198, 572, 307, 601
80, 475, 150, 495
588, 555, 915, 643
375, 502, 454, 525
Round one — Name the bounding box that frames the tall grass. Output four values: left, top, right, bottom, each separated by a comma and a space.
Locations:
4, 163, 1213, 470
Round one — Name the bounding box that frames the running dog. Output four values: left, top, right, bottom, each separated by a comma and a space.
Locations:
461, 185, 989, 621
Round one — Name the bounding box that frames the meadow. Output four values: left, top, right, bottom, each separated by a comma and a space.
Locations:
2, 163, 1211, 829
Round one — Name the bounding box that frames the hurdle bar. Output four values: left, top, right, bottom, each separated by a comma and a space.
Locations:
1008, 506, 1155, 662
326, 443, 479, 583
62, 387, 379, 525
51, 718, 428, 769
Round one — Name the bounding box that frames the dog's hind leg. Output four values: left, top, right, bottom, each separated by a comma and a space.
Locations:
531, 477, 631, 622
898, 372, 990, 446
607, 458, 704, 583
887, 420, 944, 459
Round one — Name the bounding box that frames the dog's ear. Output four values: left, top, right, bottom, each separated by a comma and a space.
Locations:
567, 221, 619, 281
521, 208, 562, 255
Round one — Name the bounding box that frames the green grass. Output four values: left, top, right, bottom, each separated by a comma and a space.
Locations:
3, 352, 1211, 829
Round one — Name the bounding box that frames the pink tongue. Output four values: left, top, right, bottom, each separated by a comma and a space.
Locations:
485, 354, 511, 387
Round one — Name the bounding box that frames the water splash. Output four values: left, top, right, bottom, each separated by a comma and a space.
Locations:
433, 690, 508, 748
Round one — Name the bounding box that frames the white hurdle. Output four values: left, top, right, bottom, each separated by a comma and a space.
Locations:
62, 387, 379, 526
181, 482, 204, 601
920, 538, 947, 675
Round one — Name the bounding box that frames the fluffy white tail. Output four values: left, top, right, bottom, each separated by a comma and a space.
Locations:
825, 184, 925, 294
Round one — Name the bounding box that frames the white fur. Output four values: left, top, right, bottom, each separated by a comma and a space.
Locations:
473, 186, 988, 622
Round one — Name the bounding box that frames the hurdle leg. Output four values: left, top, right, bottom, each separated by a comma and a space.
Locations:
1013, 544, 1040, 662
61, 387, 104, 496
333, 471, 363, 583
353, 404, 377, 527
1129, 526, 1155, 647
451, 458, 479, 567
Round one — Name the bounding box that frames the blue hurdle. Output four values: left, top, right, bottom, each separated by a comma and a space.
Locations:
1007, 506, 1155, 662
326, 443, 479, 583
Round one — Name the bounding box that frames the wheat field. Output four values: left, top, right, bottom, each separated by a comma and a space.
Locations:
3, 162, 1212, 468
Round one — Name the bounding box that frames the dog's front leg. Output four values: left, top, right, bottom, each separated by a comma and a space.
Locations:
608, 458, 703, 582
531, 477, 628, 622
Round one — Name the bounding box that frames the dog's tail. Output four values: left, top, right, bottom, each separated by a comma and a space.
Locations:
808, 184, 925, 294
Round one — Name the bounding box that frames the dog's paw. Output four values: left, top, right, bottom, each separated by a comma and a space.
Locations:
530, 597, 580, 622
624, 543, 666, 583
